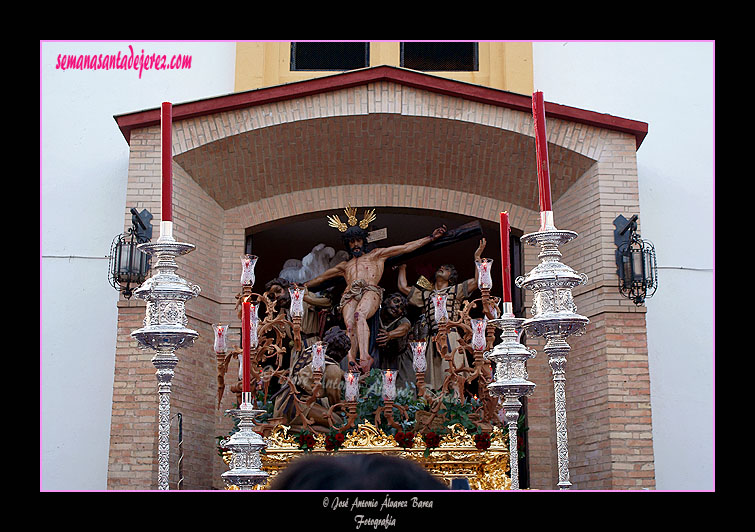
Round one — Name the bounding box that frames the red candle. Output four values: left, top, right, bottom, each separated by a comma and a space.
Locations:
242, 299, 251, 393
500, 211, 512, 304
161, 102, 173, 222
532, 91, 552, 213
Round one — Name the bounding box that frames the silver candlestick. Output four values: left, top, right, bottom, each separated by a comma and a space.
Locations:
487, 304, 536, 490
220, 392, 269, 490
131, 222, 200, 490
515, 217, 588, 490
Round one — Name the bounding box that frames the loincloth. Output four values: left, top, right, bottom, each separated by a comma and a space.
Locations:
339, 280, 384, 309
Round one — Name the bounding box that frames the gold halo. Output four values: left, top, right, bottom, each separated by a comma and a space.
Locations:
326, 204, 377, 232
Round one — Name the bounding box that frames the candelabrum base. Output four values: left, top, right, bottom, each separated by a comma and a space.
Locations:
221, 404, 269, 490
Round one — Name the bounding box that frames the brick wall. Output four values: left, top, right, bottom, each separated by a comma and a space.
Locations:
109, 81, 655, 490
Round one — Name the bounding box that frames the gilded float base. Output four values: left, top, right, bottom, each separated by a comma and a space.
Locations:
223, 422, 510, 490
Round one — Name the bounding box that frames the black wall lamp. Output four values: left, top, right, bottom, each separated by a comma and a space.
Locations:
613, 214, 657, 306
109, 208, 153, 299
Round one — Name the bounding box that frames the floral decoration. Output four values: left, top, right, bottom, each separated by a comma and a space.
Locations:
473, 431, 492, 451
324, 430, 346, 451
295, 430, 317, 452
394, 431, 415, 449
422, 431, 442, 457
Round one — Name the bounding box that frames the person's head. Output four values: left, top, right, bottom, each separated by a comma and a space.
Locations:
264, 277, 291, 309
434, 264, 458, 285
323, 326, 350, 363
382, 292, 408, 320
342, 226, 372, 258
269, 453, 448, 490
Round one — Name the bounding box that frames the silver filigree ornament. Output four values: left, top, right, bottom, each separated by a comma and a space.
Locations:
515, 226, 588, 490
131, 229, 201, 490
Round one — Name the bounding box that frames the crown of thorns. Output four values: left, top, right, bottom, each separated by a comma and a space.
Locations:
326, 204, 377, 232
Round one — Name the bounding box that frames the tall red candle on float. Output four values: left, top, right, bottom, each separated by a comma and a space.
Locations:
532, 91, 553, 230
242, 299, 251, 393
161, 102, 173, 222
500, 211, 512, 308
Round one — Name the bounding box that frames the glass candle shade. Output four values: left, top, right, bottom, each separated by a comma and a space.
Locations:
240, 254, 258, 286
213, 324, 229, 354
475, 258, 494, 290
470, 317, 488, 351
410, 341, 427, 373
345, 371, 360, 402
289, 285, 304, 317
249, 320, 259, 349
238, 355, 245, 382
382, 369, 398, 401
433, 293, 448, 323
249, 301, 260, 325
311, 341, 327, 372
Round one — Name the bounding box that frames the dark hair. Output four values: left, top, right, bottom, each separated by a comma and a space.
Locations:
438, 264, 458, 285
342, 226, 374, 254
265, 277, 291, 291
384, 291, 408, 306
323, 326, 351, 362
269, 453, 448, 490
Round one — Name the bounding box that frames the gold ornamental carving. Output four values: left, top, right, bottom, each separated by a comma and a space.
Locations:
223, 422, 511, 490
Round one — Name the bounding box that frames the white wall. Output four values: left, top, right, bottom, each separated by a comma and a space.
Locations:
532, 41, 715, 490
40, 41, 237, 490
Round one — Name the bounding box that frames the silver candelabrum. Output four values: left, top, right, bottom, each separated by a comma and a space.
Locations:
219, 257, 269, 490
515, 217, 588, 490
487, 303, 536, 490
220, 391, 269, 490
131, 222, 200, 490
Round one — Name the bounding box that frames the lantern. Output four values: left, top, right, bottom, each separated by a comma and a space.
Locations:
108, 208, 152, 299
614, 215, 658, 306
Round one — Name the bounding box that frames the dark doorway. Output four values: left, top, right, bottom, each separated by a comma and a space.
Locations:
246, 207, 522, 316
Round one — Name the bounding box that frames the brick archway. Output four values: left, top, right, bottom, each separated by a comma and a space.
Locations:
111, 71, 655, 490
171, 86, 599, 217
